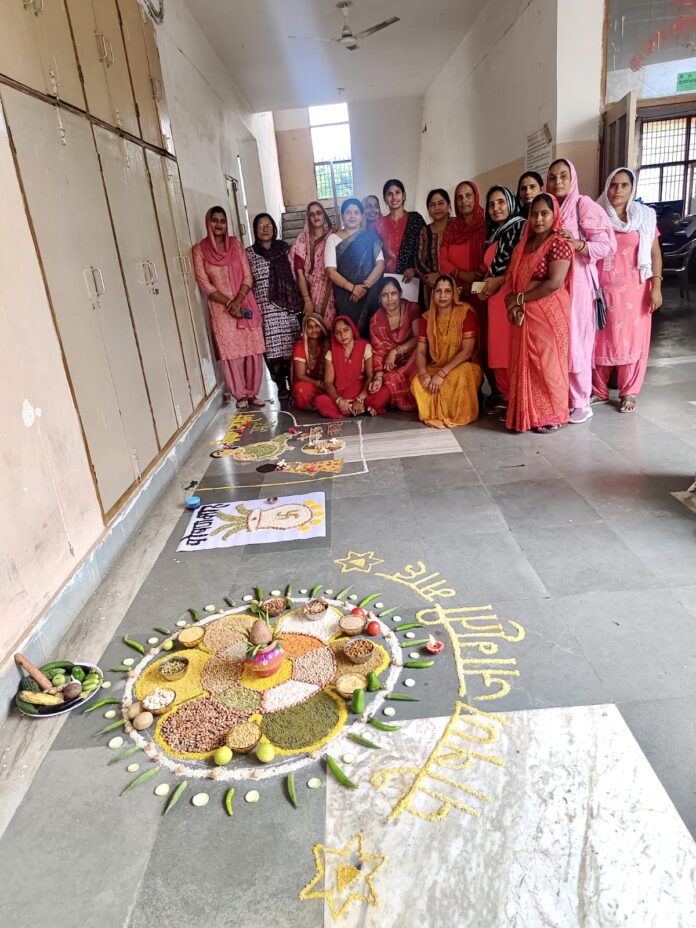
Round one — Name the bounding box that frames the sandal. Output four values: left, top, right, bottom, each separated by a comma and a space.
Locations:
236, 398, 249, 410
248, 397, 266, 407
620, 395, 636, 413
532, 424, 561, 433
590, 394, 608, 405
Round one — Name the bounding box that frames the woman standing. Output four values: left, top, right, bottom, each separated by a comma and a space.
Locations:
290, 201, 335, 324
411, 275, 482, 428
479, 186, 526, 409
516, 171, 544, 217
439, 180, 487, 297
362, 194, 382, 232
375, 179, 426, 282
315, 316, 391, 419
246, 213, 302, 400
325, 198, 385, 337
415, 188, 453, 306
369, 277, 420, 411
593, 167, 662, 412
193, 206, 266, 410
546, 159, 616, 423
504, 194, 574, 433
291, 313, 329, 410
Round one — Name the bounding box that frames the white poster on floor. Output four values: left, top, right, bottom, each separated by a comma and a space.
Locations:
177, 493, 326, 551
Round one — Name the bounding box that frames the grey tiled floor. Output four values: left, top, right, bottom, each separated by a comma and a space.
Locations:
0, 293, 694, 925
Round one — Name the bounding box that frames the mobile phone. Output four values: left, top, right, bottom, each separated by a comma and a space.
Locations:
471, 281, 486, 294
241, 309, 253, 318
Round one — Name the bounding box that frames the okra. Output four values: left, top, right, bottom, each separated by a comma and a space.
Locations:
83, 697, 121, 715
286, 773, 297, 809
223, 597, 235, 608
394, 623, 424, 631
121, 765, 160, 795
94, 718, 126, 736
378, 606, 400, 617
123, 635, 145, 655
386, 693, 420, 702
335, 585, 353, 601
188, 608, 201, 622
225, 787, 235, 816
109, 666, 130, 673
404, 660, 434, 669
310, 584, 323, 598
108, 745, 140, 765
399, 639, 430, 648
326, 754, 358, 789
164, 780, 188, 816
369, 718, 400, 732
358, 593, 383, 608
154, 627, 172, 636
348, 733, 381, 749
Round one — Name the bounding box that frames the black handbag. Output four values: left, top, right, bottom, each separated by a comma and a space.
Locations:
576, 202, 607, 331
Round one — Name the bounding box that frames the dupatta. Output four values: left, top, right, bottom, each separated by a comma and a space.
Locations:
509, 194, 572, 296
552, 159, 614, 242
370, 300, 419, 372
424, 277, 477, 366
485, 186, 526, 276
442, 181, 487, 270
597, 167, 656, 282
252, 235, 302, 313
330, 315, 369, 395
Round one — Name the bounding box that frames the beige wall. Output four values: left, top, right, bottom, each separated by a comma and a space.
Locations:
275, 126, 317, 208
350, 96, 423, 210
0, 122, 103, 659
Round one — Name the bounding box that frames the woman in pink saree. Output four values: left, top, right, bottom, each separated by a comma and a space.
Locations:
369, 277, 420, 411
546, 159, 616, 424
505, 194, 574, 433
290, 201, 335, 325
193, 206, 265, 409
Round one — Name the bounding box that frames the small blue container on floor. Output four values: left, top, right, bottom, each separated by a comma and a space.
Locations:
185, 495, 201, 510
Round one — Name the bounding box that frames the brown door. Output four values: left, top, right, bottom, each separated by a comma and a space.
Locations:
2, 88, 158, 509
602, 91, 638, 180
95, 128, 192, 439
146, 150, 205, 408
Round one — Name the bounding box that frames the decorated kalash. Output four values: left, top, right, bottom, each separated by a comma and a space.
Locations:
63, 585, 440, 812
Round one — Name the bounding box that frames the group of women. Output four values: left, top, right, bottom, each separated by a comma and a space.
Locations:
193, 159, 663, 433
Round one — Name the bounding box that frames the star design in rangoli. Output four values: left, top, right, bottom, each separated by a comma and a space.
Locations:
299, 832, 387, 919
333, 551, 384, 574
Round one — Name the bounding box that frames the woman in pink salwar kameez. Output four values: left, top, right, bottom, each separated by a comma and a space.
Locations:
593, 167, 663, 412
546, 159, 616, 424
193, 206, 266, 409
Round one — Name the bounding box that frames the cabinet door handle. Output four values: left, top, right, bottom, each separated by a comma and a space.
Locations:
148, 260, 158, 285
185, 255, 192, 274
91, 266, 105, 297
96, 33, 108, 63
33, 0, 44, 11
141, 261, 151, 285
105, 36, 115, 66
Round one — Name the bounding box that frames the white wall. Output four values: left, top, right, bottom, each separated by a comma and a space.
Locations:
155, 0, 284, 241
350, 96, 424, 210
416, 0, 557, 206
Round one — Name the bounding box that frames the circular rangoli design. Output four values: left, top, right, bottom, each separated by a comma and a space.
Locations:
123, 596, 402, 781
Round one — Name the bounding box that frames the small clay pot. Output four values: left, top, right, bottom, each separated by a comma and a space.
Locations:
244, 643, 284, 679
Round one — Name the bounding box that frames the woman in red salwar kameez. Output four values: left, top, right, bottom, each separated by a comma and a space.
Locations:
315, 316, 391, 420
369, 277, 420, 411
505, 194, 574, 434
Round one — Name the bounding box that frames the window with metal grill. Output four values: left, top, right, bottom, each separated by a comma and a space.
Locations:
637, 116, 696, 209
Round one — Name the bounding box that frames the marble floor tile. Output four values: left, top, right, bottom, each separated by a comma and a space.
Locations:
489, 477, 602, 528
320, 705, 696, 927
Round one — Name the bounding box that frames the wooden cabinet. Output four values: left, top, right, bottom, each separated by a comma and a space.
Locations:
0, 0, 84, 108
65, 0, 138, 135
94, 128, 192, 443
1, 87, 158, 511
146, 150, 206, 408
117, 0, 172, 152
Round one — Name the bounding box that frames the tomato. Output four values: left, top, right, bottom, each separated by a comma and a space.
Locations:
366, 621, 381, 636
350, 607, 367, 618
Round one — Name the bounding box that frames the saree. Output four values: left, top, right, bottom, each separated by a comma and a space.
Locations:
369, 299, 420, 410
290, 206, 335, 324
375, 211, 426, 274
333, 229, 384, 336
410, 287, 482, 428
415, 220, 454, 305
505, 196, 573, 432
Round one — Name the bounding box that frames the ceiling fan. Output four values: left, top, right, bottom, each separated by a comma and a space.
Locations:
289, 1, 400, 52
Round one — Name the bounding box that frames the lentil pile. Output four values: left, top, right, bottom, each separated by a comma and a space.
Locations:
159, 696, 244, 754
261, 691, 344, 750
332, 640, 389, 678
291, 647, 336, 688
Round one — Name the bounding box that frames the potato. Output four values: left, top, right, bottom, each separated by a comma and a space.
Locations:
132, 711, 153, 731
127, 701, 142, 721
62, 683, 82, 701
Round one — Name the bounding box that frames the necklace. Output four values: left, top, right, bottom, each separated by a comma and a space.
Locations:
385, 301, 403, 334
435, 307, 453, 342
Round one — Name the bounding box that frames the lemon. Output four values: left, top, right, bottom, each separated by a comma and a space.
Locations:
256, 742, 275, 764
214, 746, 233, 766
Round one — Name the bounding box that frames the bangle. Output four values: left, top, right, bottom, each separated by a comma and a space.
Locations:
516, 292, 525, 307
652, 275, 663, 281
225, 299, 232, 309
351, 284, 355, 293
303, 296, 312, 302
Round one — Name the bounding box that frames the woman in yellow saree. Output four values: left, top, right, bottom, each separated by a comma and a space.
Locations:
410, 274, 482, 428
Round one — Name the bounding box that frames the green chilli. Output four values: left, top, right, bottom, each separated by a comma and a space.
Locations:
399, 639, 430, 649
110, 666, 131, 673
154, 627, 171, 636
123, 635, 145, 655
395, 623, 425, 631
164, 780, 188, 816
348, 733, 381, 749
83, 697, 120, 715
286, 773, 297, 809
285, 584, 293, 598
94, 718, 126, 736
310, 584, 323, 598
378, 606, 400, 617
223, 597, 235, 608
404, 660, 434, 669
108, 745, 140, 765
121, 766, 160, 796
386, 693, 420, 702
335, 586, 353, 601
369, 718, 400, 732
358, 593, 382, 608
188, 608, 201, 622
326, 755, 358, 789
225, 787, 235, 816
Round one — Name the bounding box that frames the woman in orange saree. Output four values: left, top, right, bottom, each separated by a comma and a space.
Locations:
410, 275, 482, 428
504, 194, 574, 433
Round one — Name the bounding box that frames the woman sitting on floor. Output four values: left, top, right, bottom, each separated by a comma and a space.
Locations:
411, 274, 482, 428
291, 313, 329, 410
369, 277, 420, 411
315, 316, 391, 419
